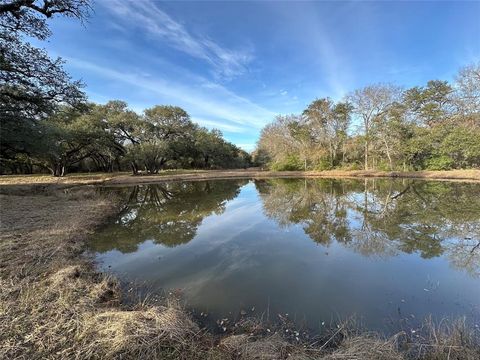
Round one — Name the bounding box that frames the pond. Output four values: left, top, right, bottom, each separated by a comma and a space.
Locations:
88, 178, 480, 334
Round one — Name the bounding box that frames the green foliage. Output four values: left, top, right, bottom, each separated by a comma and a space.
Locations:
270, 155, 303, 171
403, 80, 453, 126
425, 156, 454, 170
440, 126, 480, 168
313, 158, 333, 171
0, 2, 246, 175
339, 162, 363, 170
0, 1, 89, 170
1, 1, 479, 178
376, 161, 392, 171
257, 63, 480, 172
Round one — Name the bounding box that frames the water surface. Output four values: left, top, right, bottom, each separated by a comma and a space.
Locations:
89, 178, 480, 333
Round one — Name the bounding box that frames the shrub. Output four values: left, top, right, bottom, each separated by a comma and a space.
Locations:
425, 156, 454, 170
314, 158, 334, 171
270, 155, 303, 171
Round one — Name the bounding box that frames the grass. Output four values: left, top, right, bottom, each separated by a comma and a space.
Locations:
0, 184, 479, 359
0, 168, 479, 188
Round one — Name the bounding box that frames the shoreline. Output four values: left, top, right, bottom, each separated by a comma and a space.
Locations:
0, 169, 479, 188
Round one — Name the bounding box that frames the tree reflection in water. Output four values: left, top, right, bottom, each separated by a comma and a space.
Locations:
91, 178, 480, 277
90, 180, 247, 253
256, 178, 480, 277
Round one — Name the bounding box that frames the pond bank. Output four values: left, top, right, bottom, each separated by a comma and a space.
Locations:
0, 169, 479, 188
0, 184, 479, 359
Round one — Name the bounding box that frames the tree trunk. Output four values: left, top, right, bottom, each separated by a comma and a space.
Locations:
364, 122, 369, 170
51, 163, 62, 177
364, 139, 369, 170
130, 161, 138, 175
383, 138, 393, 170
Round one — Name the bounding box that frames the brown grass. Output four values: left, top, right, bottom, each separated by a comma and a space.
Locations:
0, 184, 479, 359
105, 169, 480, 186
407, 317, 480, 360
1, 169, 479, 188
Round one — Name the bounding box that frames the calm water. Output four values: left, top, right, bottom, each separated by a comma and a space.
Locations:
89, 178, 480, 333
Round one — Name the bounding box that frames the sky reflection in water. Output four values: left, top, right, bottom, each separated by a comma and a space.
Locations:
89, 178, 480, 332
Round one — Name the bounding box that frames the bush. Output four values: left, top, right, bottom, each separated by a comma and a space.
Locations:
270, 155, 303, 171
314, 158, 334, 171
338, 162, 363, 170
376, 161, 392, 171
425, 156, 454, 170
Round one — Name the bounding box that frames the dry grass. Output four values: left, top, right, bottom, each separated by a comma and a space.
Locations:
0, 172, 125, 186
0, 184, 479, 359
1, 169, 479, 188
77, 306, 203, 359
406, 317, 480, 360
321, 335, 403, 360
105, 169, 480, 185
0, 186, 212, 359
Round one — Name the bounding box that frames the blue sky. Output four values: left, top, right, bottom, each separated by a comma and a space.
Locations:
43, 0, 480, 151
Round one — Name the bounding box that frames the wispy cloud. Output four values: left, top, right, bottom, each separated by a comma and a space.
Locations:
269, 2, 355, 100
192, 118, 248, 134
67, 57, 275, 131
102, 0, 253, 80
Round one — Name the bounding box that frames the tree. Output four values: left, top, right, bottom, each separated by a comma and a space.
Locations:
287, 118, 312, 170
129, 106, 195, 174
93, 101, 141, 172
439, 125, 480, 169
255, 62, 479, 172
454, 62, 480, 123
347, 84, 401, 170
31, 106, 102, 176
302, 98, 334, 167
403, 80, 453, 127
372, 102, 411, 170
192, 128, 221, 168
302, 98, 352, 167
0, 0, 90, 167
257, 115, 304, 170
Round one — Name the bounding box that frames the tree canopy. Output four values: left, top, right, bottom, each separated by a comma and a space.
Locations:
1, 2, 478, 175
256, 63, 480, 171
1, 0, 90, 172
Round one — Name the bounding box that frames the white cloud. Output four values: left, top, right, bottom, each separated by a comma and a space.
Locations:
102, 0, 253, 80
191, 117, 248, 134
67, 57, 275, 130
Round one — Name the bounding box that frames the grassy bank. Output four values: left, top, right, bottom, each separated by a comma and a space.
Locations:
0, 169, 479, 188
0, 185, 479, 359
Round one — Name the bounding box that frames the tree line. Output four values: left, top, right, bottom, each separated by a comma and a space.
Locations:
0, 0, 250, 176
2, 1, 479, 176
2, 100, 251, 176
255, 64, 480, 171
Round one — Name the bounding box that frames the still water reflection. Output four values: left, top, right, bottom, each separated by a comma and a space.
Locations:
89, 178, 480, 332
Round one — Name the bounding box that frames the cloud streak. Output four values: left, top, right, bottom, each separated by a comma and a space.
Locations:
192, 118, 248, 134
102, 0, 253, 80
67, 57, 275, 132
